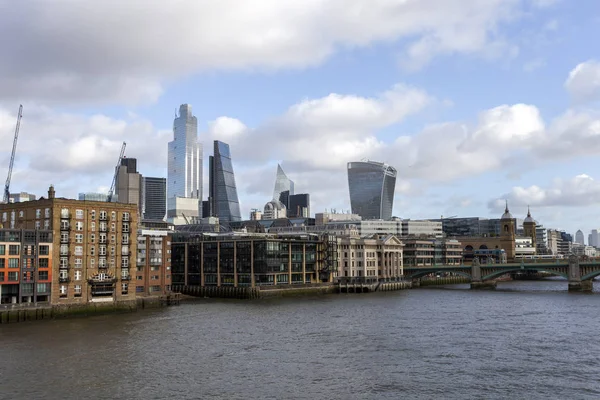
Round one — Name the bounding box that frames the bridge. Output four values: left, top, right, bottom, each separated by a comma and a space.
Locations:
403, 255, 600, 292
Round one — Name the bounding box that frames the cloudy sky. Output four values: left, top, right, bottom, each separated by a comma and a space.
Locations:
1, 0, 599, 236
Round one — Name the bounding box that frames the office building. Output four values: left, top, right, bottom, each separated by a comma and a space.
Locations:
273, 164, 294, 202
288, 193, 310, 218
0, 185, 138, 305
170, 232, 338, 287
116, 157, 142, 214
337, 235, 404, 279
167, 104, 202, 224
79, 193, 109, 202
575, 229, 585, 245
9, 192, 36, 203
208, 141, 241, 223
347, 161, 397, 220
142, 177, 166, 220
263, 200, 287, 220
401, 220, 443, 237
591, 229, 599, 248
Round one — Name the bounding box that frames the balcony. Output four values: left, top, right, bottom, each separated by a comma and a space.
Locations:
59, 277, 70, 283
60, 225, 71, 231
121, 275, 131, 281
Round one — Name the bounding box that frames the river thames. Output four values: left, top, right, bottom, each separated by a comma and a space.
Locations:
2, 279, 600, 400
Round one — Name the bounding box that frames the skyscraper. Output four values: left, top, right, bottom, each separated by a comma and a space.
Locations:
167, 104, 202, 224
288, 193, 310, 218
347, 161, 397, 220
273, 164, 294, 201
591, 229, 599, 247
115, 157, 142, 215
208, 140, 241, 223
575, 229, 585, 245
141, 177, 166, 220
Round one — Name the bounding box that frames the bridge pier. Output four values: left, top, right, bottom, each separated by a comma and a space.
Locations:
568, 280, 593, 292
470, 281, 497, 290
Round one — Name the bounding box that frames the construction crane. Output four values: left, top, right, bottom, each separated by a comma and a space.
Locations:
107, 142, 126, 202
3, 105, 23, 204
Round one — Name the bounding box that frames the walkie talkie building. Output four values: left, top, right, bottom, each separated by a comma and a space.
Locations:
347, 161, 397, 220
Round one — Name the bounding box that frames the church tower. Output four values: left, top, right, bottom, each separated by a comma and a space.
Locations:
500, 200, 516, 261
523, 206, 537, 252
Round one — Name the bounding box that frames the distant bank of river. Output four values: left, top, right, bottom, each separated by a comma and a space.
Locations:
2, 279, 599, 400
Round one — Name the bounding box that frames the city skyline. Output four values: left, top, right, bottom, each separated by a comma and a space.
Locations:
1, 1, 600, 235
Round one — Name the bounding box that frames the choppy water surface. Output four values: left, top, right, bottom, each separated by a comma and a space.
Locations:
2, 279, 600, 400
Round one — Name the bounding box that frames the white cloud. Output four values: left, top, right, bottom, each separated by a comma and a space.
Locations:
530, 0, 560, 7
489, 174, 600, 209
0, 0, 528, 104
565, 60, 600, 104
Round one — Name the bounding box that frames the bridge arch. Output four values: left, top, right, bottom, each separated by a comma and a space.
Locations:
479, 244, 488, 250
406, 269, 472, 280
482, 267, 568, 281
581, 270, 600, 281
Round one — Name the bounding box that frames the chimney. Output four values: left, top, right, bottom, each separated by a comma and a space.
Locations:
48, 185, 55, 200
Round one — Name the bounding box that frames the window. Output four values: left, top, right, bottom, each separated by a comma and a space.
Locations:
76, 209, 84, 219
99, 211, 107, 219
150, 285, 160, 292
37, 283, 49, 293
35, 221, 41, 229
59, 270, 68, 279
8, 271, 18, 281
61, 232, 69, 243
9, 245, 19, 255
0, 245, 5, 255
91, 210, 96, 219
59, 285, 67, 296
45, 208, 50, 218
111, 223, 115, 232
60, 257, 68, 268
99, 246, 106, 256
60, 244, 69, 255
111, 235, 115, 244
90, 233, 96, 243
90, 246, 96, 256
111, 211, 116, 220
75, 233, 83, 243
122, 234, 129, 244
91, 222, 95, 231
99, 233, 107, 243
61, 208, 69, 218
39, 258, 49, 268
74, 285, 82, 296
121, 283, 128, 293
110, 246, 115, 256
74, 270, 82, 281
136, 286, 144, 293
75, 221, 83, 231
18, 210, 24, 218
151, 275, 159, 280
39, 271, 49, 280
2, 212, 6, 222
74, 246, 83, 256
44, 220, 50, 229
74, 258, 82, 268
8, 259, 19, 268
36, 209, 41, 219
123, 212, 130, 221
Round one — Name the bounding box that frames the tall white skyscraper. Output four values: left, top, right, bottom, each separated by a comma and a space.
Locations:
167, 104, 202, 224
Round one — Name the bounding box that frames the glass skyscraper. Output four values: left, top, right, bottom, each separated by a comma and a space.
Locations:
208, 140, 241, 223
347, 161, 397, 220
273, 164, 294, 201
167, 104, 202, 222
141, 177, 166, 220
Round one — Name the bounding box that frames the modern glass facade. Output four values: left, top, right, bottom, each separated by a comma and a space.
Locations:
142, 177, 166, 220
288, 193, 310, 218
167, 104, 202, 219
209, 141, 241, 223
347, 161, 397, 220
273, 164, 294, 201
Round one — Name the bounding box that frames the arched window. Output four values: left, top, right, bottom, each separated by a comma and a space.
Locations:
504, 224, 509, 233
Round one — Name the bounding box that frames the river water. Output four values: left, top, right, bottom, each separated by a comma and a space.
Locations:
2, 279, 600, 400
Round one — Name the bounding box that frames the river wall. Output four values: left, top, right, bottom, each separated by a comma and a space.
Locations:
0, 295, 180, 324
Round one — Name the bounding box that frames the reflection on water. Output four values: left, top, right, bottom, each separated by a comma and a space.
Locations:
2, 280, 600, 400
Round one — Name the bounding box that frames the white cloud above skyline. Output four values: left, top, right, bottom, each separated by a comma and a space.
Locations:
0, 0, 598, 236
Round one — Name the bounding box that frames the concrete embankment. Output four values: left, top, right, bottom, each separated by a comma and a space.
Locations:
0, 295, 180, 324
